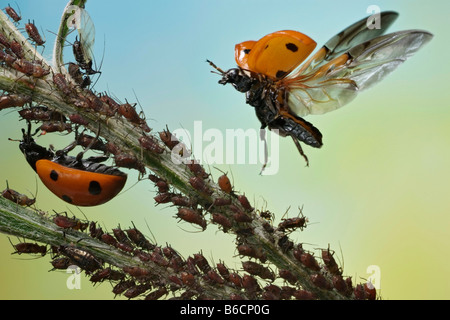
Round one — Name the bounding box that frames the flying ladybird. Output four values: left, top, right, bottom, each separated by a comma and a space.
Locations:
208, 11, 433, 169
17, 124, 127, 206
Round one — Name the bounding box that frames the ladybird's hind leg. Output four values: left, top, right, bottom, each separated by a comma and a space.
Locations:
291, 136, 309, 167
259, 128, 269, 175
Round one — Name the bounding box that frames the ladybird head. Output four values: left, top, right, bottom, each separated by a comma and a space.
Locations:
207, 60, 253, 93
18, 125, 53, 171
219, 68, 254, 93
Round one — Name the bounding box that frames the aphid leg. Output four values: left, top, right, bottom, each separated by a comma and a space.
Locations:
291, 137, 309, 167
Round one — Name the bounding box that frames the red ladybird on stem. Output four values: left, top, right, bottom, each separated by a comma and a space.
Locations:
16, 123, 127, 206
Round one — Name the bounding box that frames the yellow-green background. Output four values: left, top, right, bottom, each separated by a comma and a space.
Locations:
0, 0, 448, 299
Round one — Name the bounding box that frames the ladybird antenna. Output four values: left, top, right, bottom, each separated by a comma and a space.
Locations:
206, 59, 226, 75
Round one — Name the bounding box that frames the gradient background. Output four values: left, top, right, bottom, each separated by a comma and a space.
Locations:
0, 0, 447, 300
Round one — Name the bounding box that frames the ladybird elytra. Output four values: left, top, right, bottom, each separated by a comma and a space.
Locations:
35, 159, 126, 206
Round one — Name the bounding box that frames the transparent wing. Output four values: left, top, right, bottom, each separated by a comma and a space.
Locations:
291, 11, 399, 78
283, 30, 433, 117
78, 8, 95, 63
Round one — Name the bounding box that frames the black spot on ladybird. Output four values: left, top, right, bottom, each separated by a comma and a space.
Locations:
276, 70, 287, 78
62, 195, 72, 203
265, 44, 269, 50
244, 49, 251, 54
50, 170, 59, 181
286, 43, 298, 52
88, 181, 102, 195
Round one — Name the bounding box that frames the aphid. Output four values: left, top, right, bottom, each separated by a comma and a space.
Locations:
216, 261, 230, 281
299, 251, 321, 272
68, 113, 89, 126
17, 123, 127, 206
242, 274, 260, 296
75, 133, 107, 153
0, 51, 16, 68
112, 226, 133, 246
135, 249, 151, 263
5, 4, 21, 22
100, 233, 118, 247
171, 194, 194, 207
233, 212, 253, 224
176, 208, 207, 230
1, 182, 36, 206
73, 36, 99, 75
126, 225, 155, 251
186, 159, 209, 179
39, 121, 72, 135
168, 275, 183, 287
321, 246, 342, 276
154, 192, 173, 204
237, 244, 267, 263
53, 213, 88, 231
18, 107, 52, 122
11, 241, 46, 256
228, 272, 243, 288
238, 194, 253, 212
332, 275, 350, 296
262, 284, 281, 300
218, 174, 232, 194
280, 286, 296, 300
58, 245, 102, 273
172, 206, 199, 229
192, 252, 211, 274
242, 261, 275, 281
364, 282, 377, 300
293, 289, 316, 300
88, 221, 103, 239
124, 283, 152, 299
159, 126, 180, 151
209, 12, 433, 170
310, 273, 333, 290
354, 284, 367, 300
180, 271, 196, 287
90, 268, 124, 284
13, 59, 49, 78
145, 287, 168, 300
212, 197, 232, 207
52, 73, 73, 96
112, 280, 135, 297
10, 40, 24, 59
117, 102, 143, 126
139, 135, 164, 154
278, 216, 308, 232
279, 269, 298, 285
25, 20, 45, 46
0, 94, 30, 110
189, 176, 213, 196
50, 257, 72, 270
122, 266, 150, 279
211, 213, 232, 231
114, 152, 146, 175
207, 269, 225, 285
150, 247, 169, 267
278, 235, 294, 253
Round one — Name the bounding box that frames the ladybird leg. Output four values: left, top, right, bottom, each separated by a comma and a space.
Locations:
259, 128, 268, 175
291, 137, 309, 167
